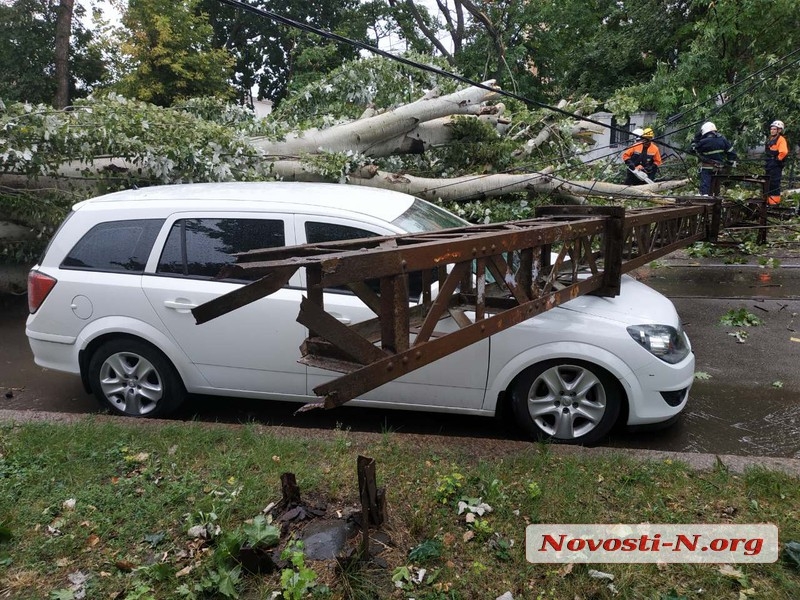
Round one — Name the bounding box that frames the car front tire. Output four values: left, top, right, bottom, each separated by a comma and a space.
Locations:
510, 359, 621, 446
88, 338, 186, 418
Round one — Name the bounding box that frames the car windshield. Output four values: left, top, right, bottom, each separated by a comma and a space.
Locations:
391, 198, 469, 233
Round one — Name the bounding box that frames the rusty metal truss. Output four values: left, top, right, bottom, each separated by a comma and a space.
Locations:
193, 201, 719, 409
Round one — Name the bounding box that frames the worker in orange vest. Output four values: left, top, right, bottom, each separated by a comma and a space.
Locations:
622, 127, 662, 185
765, 120, 789, 205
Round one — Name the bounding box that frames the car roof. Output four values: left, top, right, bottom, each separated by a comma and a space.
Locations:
72, 182, 417, 223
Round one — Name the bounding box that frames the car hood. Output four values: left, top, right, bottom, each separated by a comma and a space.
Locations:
556, 275, 680, 326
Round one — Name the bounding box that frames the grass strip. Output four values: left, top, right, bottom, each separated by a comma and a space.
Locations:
1, 417, 799, 599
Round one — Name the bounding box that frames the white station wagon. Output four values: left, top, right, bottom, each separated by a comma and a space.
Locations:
26, 182, 695, 445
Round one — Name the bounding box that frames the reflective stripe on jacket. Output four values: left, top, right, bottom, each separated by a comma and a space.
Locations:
693, 132, 737, 167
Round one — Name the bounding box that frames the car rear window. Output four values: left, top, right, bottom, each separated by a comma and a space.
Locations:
61, 219, 163, 273
305, 222, 378, 244
157, 218, 285, 279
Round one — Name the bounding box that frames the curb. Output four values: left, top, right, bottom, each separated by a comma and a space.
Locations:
2, 409, 799, 478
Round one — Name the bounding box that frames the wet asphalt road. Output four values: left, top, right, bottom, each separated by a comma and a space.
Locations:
2, 255, 800, 458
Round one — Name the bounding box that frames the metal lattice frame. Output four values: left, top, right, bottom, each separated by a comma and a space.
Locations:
193, 203, 717, 409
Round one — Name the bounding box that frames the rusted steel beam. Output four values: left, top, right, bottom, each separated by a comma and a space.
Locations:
297, 297, 388, 365
599, 207, 624, 296
311, 220, 606, 289
380, 275, 409, 354
192, 204, 718, 409
314, 275, 605, 408
192, 216, 608, 323
193, 265, 297, 325
234, 218, 606, 282
414, 261, 470, 345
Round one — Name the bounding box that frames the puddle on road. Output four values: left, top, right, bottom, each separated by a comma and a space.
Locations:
609, 382, 800, 458
636, 266, 800, 299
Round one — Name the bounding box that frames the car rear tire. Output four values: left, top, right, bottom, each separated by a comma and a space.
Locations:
88, 338, 186, 418
510, 359, 621, 446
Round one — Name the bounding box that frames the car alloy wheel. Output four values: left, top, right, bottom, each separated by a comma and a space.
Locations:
98, 351, 163, 416
88, 339, 186, 417
511, 360, 621, 445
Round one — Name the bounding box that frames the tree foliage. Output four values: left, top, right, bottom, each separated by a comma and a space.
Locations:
0, 94, 273, 187
610, 0, 800, 150
199, 0, 367, 105
115, 0, 235, 106
0, 0, 106, 105
535, 0, 701, 101
380, 0, 701, 105
5, 0, 800, 279
273, 53, 459, 128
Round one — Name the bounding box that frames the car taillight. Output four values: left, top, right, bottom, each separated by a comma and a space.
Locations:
28, 270, 57, 314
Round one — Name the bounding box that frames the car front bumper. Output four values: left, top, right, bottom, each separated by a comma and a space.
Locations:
623, 350, 695, 426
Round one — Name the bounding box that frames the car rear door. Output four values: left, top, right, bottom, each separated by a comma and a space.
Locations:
141, 212, 308, 397
295, 216, 490, 411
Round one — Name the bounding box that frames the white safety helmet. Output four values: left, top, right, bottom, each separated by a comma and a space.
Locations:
631, 127, 644, 138
700, 122, 717, 135
770, 120, 785, 131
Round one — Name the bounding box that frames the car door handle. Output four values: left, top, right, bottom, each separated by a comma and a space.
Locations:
163, 299, 198, 312
330, 313, 351, 325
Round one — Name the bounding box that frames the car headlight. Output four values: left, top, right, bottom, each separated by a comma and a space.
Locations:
626, 324, 690, 364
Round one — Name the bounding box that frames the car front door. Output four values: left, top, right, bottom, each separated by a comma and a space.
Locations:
296, 217, 490, 411
142, 213, 308, 397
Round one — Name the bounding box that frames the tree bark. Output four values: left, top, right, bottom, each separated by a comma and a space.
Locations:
266, 160, 689, 202
459, 0, 505, 80
53, 0, 75, 109
402, 0, 453, 62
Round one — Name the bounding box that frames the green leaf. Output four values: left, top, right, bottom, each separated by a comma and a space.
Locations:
785, 541, 800, 569
408, 538, 443, 563
241, 515, 279, 548
215, 566, 241, 599
144, 531, 166, 547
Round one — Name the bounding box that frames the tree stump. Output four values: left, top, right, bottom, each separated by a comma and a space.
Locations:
280, 472, 301, 506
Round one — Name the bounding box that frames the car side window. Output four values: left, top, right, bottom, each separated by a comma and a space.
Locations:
157, 218, 285, 279
61, 219, 163, 273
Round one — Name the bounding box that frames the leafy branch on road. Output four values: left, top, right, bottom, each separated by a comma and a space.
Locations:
720, 308, 763, 328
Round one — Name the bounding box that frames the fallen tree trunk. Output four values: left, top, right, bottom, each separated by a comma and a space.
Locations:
268, 160, 689, 202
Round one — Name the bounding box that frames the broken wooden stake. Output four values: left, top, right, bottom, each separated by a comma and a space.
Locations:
357, 455, 387, 558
